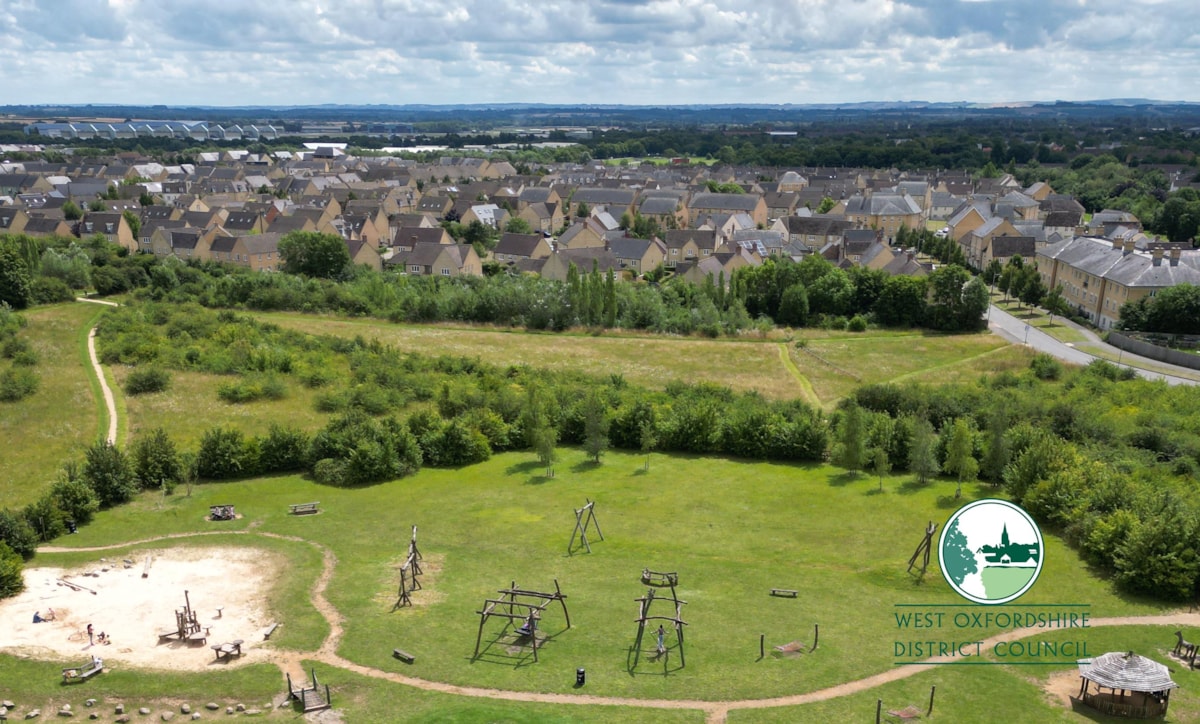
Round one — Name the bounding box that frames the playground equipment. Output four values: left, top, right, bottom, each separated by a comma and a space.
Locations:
472, 580, 571, 663
1173, 631, 1197, 668
567, 499, 604, 555
61, 656, 104, 683
157, 590, 207, 644
209, 505, 236, 521
393, 525, 424, 609
286, 668, 331, 712
631, 570, 688, 668
907, 521, 937, 576
877, 686, 936, 722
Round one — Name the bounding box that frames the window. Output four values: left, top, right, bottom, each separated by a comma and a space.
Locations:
410, 264, 421, 273
440, 268, 451, 276
670, 249, 678, 256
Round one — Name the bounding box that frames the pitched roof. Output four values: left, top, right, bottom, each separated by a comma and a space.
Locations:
494, 232, 544, 257
1077, 652, 1177, 693
689, 192, 760, 212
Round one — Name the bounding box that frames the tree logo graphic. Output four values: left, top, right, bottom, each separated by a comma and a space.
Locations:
939, 499, 1043, 605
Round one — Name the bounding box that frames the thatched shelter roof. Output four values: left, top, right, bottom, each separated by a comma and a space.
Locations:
1078, 652, 1178, 692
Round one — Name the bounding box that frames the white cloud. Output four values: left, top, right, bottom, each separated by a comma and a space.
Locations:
0, 0, 1196, 105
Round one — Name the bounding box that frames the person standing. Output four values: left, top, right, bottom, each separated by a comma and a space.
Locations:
86, 623, 94, 645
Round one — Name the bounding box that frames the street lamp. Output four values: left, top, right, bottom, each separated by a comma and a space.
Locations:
1023, 324, 1030, 345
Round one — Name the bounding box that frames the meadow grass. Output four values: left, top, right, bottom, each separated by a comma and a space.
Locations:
1, 303, 101, 507
43, 448, 1172, 707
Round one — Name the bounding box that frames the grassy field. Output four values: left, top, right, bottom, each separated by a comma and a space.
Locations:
1, 303, 102, 507
14, 447, 1180, 720
258, 313, 1018, 410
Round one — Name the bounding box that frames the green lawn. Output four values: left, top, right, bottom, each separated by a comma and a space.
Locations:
26, 448, 1173, 717
0, 303, 102, 507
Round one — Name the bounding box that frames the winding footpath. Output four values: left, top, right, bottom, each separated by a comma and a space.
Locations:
77, 298, 120, 445
40, 532, 1200, 723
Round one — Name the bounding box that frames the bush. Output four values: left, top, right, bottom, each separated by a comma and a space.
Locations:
0, 541, 23, 599
49, 470, 100, 526
0, 509, 37, 559
847, 314, 869, 332
0, 367, 38, 402
217, 375, 287, 404
124, 367, 171, 395
196, 427, 251, 480
258, 424, 310, 473
1030, 353, 1063, 381
82, 441, 137, 508
30, 276, 75, 304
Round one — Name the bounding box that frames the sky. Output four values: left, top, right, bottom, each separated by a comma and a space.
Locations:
1, 0, 1198, 107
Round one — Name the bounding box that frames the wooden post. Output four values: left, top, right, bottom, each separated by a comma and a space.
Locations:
555, 578, 571, 629
812, 623, 819, 651
928, 685, 936, 716
876, 699, 882, 724
759, 633, 765, 660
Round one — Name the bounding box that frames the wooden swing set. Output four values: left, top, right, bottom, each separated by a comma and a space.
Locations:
393, 525, 424, 609
567, 498, 604, 555
472, 579, 571, 663
632, 572, 688, 667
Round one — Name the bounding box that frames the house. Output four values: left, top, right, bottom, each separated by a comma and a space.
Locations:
220, 210, 267, 235
387, 242, 482, 277
664, 229, 718, 268
772, 214, 854, 253
492, 232, 552, 263
150, 226, 213, 261
983, 235, 1037, 270
688, 192, 768, 227
607, 236, 667, 276
518, 201, 563, 234
20, 216, 73, 238
763, 191, 800, 220
882, 250, 932, 277
947, 200, 992, 242
539, 247, 624, 282
417, 195, 454, 218
346, 238, 383, 271
208, 232, 283, 271
0, 207, 30, 235
556, 220, 606, 250
1037, 236, 1200, 329
392, 226, 453, 252
570, 188, 637, 219
959, 217, 1020, 269
461, 204, 507, 229
842, 192, 923, 241
827, 229, 895, 270
78, 212, 137, 252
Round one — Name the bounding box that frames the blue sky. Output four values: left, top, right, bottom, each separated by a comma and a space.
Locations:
1, 0, 1197, 106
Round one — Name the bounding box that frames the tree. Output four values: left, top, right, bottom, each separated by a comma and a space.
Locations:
504, 217, 533, 235
83, 441, 137, 508
926, 265, 985, 331
575, 202, 590, 218
131, 427, 182, 494
816, 196, 836, 214
980, 412, 1010, 486
777, 283, 809, 327
23, 495, 65, 542
832, 402, 868, 475
532, 423, 558, 476
0, 541, 23, 598
907, 417, 940, 484
1042, 284, 1069, 325
1017, 266, 1046, 310
278, 231, 351, 279
872, 445, 891, 492
122, 210, 141, 240
62, 200, 82, 220
49, 464, 100, 526
874, 275, 927, 327
0, 509, 37, 559
0, 242, 32, 309
196, 427, 250, 480
581, 390, 610, 463
640, 418, 658, 471
88, 199, 107, 212
943, 418, 979, 498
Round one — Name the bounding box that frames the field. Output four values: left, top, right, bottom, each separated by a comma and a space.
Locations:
5, 302, 1199, 722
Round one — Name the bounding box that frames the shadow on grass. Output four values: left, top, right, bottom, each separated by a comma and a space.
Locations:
896, 478, 931, 494
936, 494, 964, 510
505, 460, 543, 476
865, 487, 886, 496
625, 643, 685, 676
570, 459, 601, 474
827, 471, 862, 487
524, 474, 554, 486
470, 623, 569, 669
631, 467, 649, 476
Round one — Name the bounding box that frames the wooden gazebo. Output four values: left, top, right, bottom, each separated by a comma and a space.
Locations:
1074, 651, 1177, 719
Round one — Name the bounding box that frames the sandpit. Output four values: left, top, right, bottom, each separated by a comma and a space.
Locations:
0, 546, 282, 671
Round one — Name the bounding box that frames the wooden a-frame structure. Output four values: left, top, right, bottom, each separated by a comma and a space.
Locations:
394, 525, 424, 609
567, 498, 604, 555
472, 579, 571, 663
632, 570, 688, 667
907, 521, 937, 576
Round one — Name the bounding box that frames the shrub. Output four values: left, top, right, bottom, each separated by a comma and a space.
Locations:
1030, 353, 1062, 381
0, 367, 38, 402
0, 509, 37, 559
196, 427, 250, 480
131, 428, 182, 492
258, 424, 310, 473
49, 470, 99, 527
0, 541, 23, 598
847, 314, 869, 332
82, 441, 137, 508
124, 367, 171, 395
23, 495, 66, 542
217, 375, 286, 403
30, 276, 75, 304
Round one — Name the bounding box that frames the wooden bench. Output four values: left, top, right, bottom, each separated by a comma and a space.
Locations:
157, 628, 182, 641
289, 502, 319, 515
187, 630, 208, 645
263, 622, 279, 640
770, 588, 798, 598
62, 658, 103, 683
393, 648, 415, 664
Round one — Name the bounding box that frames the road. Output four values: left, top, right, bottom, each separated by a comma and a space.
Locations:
987, 304, 1196, 386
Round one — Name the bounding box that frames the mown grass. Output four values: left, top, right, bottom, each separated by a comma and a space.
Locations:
730, 626, 1200, 723
44, 448, 1172, 707
0, 303, 101, 507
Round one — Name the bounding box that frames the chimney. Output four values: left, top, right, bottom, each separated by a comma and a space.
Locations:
1122, 239, 1135, 255
1152, 246, 1163, 266
1170, 246, 1182, 266
1112, 238, 1123, 250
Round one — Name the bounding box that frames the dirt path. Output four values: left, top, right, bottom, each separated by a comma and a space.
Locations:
77, 298, 120, 445
775, 342, 822, 409
38, 532, 1200, 724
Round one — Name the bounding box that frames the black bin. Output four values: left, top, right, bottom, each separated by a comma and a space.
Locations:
575, 667, 586, 686
66, 519, 77, 534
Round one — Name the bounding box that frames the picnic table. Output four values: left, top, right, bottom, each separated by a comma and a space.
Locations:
289, 502, 320, 515
211, 639, 245, 661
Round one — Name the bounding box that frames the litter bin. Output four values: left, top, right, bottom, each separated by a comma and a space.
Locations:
575, 667, 586, 686
66, 519, 77, 534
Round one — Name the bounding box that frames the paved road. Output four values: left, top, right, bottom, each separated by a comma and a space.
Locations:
987, 305, 1196, 386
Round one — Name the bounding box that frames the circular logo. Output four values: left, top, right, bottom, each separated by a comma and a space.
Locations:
938, 499, 1043, 605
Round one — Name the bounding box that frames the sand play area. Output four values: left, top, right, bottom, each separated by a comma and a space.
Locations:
0, 546, 281, 671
